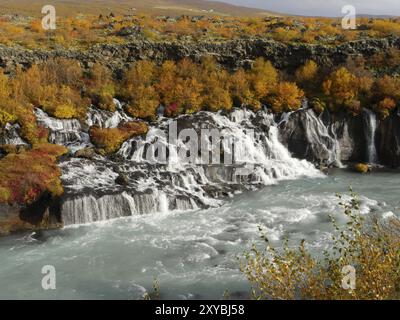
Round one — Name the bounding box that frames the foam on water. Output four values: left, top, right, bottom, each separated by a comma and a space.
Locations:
60, 108, 323, 225
1, 170, 397, 299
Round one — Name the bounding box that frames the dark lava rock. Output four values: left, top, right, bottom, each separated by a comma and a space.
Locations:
1, 36, 399, 75
377, 109, 400, 168
115, 173, 129, 186
74, 147, 97, 159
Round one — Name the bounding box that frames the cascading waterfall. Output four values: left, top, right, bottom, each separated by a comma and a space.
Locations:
35, 99, 132, 153
303, 109, 343, 167
35, 108, 92, 152
363, 108, 378, 164
0, 123, 28, 146
86, 99, 133, 128
59, 108, 323, 226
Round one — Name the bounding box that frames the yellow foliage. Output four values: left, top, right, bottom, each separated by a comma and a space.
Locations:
0, 109, 17, 127
272, 27, 299, 42
89, 121, 148, 154
295, 60, 318, 84
53, 104, 77, 119
249, 58, 278, 102
86, 63, 116, 111
241, 191, 400, 300
371, 20, 400, 36
269, 82, 304, 113
323, 67, 358, 108
0, 70, 11, 99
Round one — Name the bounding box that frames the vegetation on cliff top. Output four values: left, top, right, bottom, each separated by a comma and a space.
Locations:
0, 14, 400, 49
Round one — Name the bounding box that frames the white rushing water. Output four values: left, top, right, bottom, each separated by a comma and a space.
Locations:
0, 104, 399, 300
363, 108, 378, 164
303, 109, 343, 167
34, 99, 132, 152
86, 99, 133, 129
34, 108, 92, 152
0, 170, 398, 299
59, 108, 323, 225
0, 123, 28, 146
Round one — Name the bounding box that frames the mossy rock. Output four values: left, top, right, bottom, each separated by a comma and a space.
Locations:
354, 163, 371, 174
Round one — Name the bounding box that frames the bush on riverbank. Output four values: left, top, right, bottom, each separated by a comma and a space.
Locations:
241, 190, 400, 300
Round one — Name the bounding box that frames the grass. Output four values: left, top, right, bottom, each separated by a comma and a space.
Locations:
0, 0, 276, 17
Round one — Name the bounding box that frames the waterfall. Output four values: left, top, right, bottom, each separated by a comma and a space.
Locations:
363, 109, 378, 164
303, 109, 343, 167
86, 99, 133, 129
58, 108, 323, 226
34, 108, 92, 152
0, 123, 28, 146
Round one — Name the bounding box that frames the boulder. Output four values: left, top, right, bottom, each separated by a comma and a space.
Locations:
74, 147, 97, 159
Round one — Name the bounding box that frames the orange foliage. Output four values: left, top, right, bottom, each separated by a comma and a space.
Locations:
89, 121, 148, 154
269, 82, 304, 113
322, 67, 358, 110
295, 60, 318, 84
0, 144, 67, 205
376, 97, 397, 119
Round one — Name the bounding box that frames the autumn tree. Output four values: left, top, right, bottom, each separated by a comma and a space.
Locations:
156, 60, 178, 107
199, 56, 232, 112
322, 67, 359, 112
229, 68, 257, 108
122, 60, 160, 120
248, 58, 278, 108
376, 97, 397, 119
373, 75, 400, 103
269, 82, 304, 113
85, 63, 116, 111
295, 60, 318, 84
295, 60, 319, 94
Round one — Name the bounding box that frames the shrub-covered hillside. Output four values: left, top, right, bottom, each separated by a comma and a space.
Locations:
0, 14, 400, 49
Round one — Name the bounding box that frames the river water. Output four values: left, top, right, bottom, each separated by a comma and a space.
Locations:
0, 169, 398, 300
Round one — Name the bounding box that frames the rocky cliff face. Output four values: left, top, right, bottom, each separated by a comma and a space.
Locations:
278, 107, 400, 168
377, 110, 400, 168
1, 36, 399, 73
